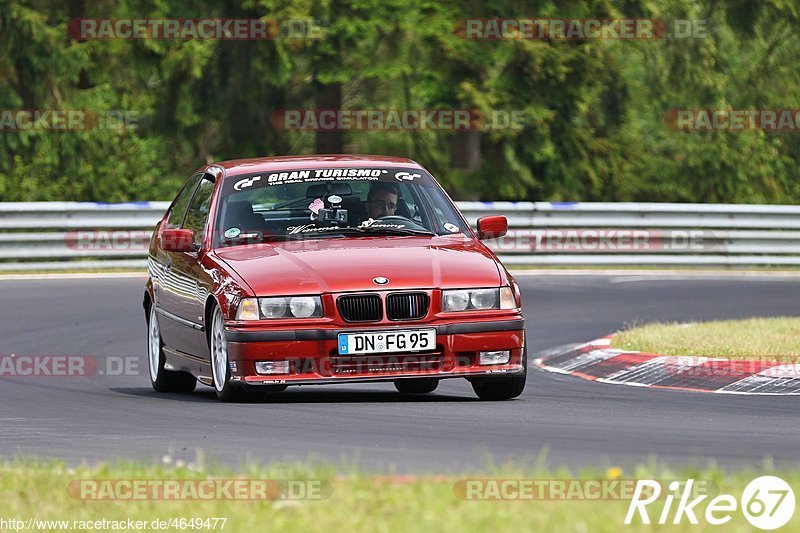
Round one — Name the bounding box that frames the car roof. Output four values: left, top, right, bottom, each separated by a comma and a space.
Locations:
207, 154, 423, 178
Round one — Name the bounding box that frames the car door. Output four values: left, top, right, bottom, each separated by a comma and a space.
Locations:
155, 173, 203, 355
159, 173, 217, 358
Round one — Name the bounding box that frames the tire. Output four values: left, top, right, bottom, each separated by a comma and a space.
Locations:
470, 348, 527, 401
209, 304, 248, 402
147, 304, 197, 393
394, 378, 439, 394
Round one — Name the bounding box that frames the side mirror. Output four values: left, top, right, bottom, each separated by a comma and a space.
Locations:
161, 229, 196, 252
477, 216, 508, 240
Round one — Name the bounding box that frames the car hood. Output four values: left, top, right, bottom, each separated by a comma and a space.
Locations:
213, 236, 501, 295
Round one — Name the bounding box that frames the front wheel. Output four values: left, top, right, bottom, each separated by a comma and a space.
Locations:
470, 348, 527, 401
394, 378, 439, 394
147, 304, 196, 393
209, 305, 248, 402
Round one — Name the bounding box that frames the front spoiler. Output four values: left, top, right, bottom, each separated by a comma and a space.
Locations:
231, 365, 526, 387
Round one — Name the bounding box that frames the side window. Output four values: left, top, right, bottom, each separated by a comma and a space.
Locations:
183, 176, 215, 247
417, 185, 465, 234
167, 174, 203, 229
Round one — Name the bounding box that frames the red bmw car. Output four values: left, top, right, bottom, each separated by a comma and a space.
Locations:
144, 155, 525, 402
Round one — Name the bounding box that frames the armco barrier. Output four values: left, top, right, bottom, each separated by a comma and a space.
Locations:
1, 201, 800, 270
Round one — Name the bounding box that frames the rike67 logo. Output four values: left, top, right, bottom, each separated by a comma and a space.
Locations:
626, 476, 795, 530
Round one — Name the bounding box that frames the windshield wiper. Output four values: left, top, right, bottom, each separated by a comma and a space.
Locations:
343, 226, 435, 237
222, 233, 307, 245
260, 234, 310, 242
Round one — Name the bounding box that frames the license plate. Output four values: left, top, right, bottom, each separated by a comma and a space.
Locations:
338, 329, 436, 355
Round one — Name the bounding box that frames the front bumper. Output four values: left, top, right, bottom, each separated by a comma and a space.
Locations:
225, 318, 525, 386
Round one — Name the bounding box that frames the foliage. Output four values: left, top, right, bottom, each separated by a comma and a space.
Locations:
1, 0, 799, 202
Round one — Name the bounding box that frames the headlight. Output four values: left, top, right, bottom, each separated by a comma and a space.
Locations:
442, 288, 499, 312
442, 290, 470, 312
236, 296, 323, 320
470, 289, 498, 310
289, 296, 318, 318
441, 287, 518, 312
260, 298, 288, 319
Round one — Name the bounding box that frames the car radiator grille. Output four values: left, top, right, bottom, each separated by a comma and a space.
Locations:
386, 292, 429, 320
337, 294, 383, 322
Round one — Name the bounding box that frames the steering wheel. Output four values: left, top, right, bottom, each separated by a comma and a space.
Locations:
373, 215, 429, 232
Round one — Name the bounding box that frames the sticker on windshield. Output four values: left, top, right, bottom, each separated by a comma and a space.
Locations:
395, 171, 421, 181
308, 198, 324, 214
224, 227, 241, 239
286, 219, 407, 236
233, 176, 261, 191
358, 219, 405, 229
444, 222, 461, 233
263, 168, 389, 186
227, 167, 434, 192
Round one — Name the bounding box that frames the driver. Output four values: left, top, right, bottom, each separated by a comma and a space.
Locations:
364, 182, 398, 219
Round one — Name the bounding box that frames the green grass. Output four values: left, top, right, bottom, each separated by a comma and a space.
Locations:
612, 317, 800, 360
1, 459, 799, 532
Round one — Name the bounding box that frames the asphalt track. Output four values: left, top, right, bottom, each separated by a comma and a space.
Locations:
1, 274, 799, 473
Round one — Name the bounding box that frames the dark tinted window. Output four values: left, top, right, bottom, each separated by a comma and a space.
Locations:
183, 176, 215, 246
166, 174, 203, 229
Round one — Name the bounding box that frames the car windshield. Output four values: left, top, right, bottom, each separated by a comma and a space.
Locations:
214, 166, 469, 246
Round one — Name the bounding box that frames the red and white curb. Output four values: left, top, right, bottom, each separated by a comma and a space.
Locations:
533, 336, 800, 395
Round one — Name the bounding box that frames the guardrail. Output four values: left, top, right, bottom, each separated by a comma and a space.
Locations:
1, 201, 800, 270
